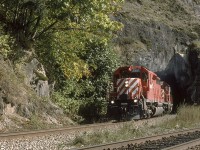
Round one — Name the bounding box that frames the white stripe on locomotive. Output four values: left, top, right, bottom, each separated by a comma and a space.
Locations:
131, 87, 138, 98
117, 78, 139, 99
117, 79, 125, 92
118, 79, 127, 97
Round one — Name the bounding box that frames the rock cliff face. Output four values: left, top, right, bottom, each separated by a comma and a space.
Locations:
115, 0, 200, 110
0, 56, 53, 116
0, 55, 66, 131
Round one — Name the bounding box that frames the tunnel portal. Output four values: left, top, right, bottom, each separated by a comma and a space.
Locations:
157, 49, 200, 113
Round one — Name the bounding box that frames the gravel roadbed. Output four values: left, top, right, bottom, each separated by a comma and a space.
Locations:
0, 115, 176, 150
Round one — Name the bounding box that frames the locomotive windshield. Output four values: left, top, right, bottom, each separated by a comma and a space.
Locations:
120, 68, 141, 78
131, 68, 140, 78
121, 69, 140, 78
120, 70, 130, 78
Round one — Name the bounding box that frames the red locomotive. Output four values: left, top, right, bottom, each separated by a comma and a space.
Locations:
107, 66, 173, 120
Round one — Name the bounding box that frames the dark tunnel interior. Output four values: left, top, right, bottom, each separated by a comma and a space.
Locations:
159, 73, 187, 113
157, 52, 200, 113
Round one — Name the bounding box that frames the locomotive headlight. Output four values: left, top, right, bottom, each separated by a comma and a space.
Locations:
125, 81, 129, 87
111, 100, 114, 104
134, 99, 138, 103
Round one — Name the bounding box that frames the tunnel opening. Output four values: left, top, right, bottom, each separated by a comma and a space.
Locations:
158, 73, 187, 113
157, 51, 200, 113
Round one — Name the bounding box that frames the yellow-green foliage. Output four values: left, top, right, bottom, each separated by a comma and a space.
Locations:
52, 92, 83, 121
33, 70, 48, 81
1, 0, 124, 79
0, 34, 12, 58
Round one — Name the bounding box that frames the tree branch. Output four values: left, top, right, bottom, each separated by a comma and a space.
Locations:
51, 27, 89, 31
35, 21, 58, 39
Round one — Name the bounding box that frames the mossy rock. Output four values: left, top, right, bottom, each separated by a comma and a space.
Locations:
33, 70, 48, 81
189, 40, 200, 53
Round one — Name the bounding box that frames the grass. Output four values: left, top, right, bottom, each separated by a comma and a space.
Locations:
161, 105, 200, 129
63, 105, 200, 149
18, 115, 49, 131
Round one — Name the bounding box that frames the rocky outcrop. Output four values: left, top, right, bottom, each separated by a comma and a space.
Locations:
24, 58, 49, 97
115, 19, 189, 71
115, 0, 200, 110
0, 56, 63, 118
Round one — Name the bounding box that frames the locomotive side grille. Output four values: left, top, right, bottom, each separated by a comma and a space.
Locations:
117, 78, 139, 99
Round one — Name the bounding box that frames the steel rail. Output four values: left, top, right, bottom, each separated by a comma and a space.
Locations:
74, 128, 200, 150
0, 122, 117, 140
163, 138, 200, 150
0, 116, 169, 140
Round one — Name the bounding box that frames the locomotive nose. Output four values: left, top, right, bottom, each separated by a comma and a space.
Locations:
125, 81, 129, 87
117, 78, 141, 100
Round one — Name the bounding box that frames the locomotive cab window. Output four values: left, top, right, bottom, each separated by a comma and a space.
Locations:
114, 74, 120, 80
130, 72, 140, 78
142, 72, 148, 82
156, 79, 161, 85
131, 68, 141, 78
121, 70, 130, 78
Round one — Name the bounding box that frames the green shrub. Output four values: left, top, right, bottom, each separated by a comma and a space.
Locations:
78, 98, 107, 123
73, 136, 85, 146
52, 92, 83, 121
23, 115, 47, 130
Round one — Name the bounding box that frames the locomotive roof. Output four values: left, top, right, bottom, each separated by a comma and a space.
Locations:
114, 65, 159, 78
113, 66, 171, 87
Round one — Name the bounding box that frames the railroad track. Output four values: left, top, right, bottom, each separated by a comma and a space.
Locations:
0, 115, 177, 150
74, 128, 200, 150
0, 116, 174, 140
0, 122, 118, 140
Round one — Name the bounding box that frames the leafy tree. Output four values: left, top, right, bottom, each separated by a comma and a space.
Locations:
52, 38, 120, 122
0, 0, 123, 78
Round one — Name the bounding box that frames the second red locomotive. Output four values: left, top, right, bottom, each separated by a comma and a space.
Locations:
107, 66, 173, 120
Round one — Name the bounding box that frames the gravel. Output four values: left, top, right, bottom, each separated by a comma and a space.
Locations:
0, 115, 176, 150
0, 133, 75, 150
